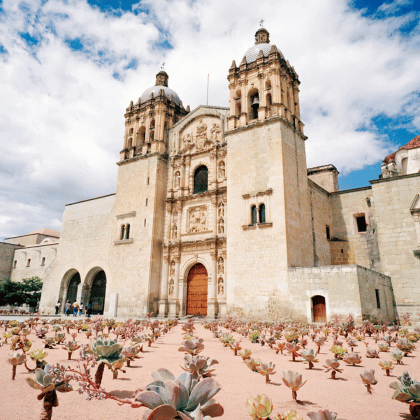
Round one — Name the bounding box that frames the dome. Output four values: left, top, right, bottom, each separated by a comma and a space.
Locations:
139, 85, 181, 106
383, 135, 420, 163
244, 43, 281, 64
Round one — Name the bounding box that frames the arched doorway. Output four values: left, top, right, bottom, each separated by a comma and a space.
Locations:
66, 273, 80, 304
187, 263, 208, 316
312, 295, 326, 323
90, 271, 106, 315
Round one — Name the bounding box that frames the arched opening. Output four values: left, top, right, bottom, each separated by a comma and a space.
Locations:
401, 157, 408, 175
251, 205, 257, 225
187, 263, 208, 316
149, 120, 155, 142
128, 138, 133, 149
125, 224, 130, 239
235, 89, 242, 118
90, 270, 107, 315
312, 295, 326, 323
120, 225, 125, 240
249, 88, 259, 120
193, 165, 208, 194
129, 128, 134, 135
137, 126, 146, 146
66, 273, 81, 304
259, 203, 266, 223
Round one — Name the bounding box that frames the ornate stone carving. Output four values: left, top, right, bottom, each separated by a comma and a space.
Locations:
187, 206, 207, 233
218, 201, 225, 218
171, 223, 177, 239
195, 119, 208, 150
210, 123, 222, 142
175, 171, 181, 188
168, 279, 174, 296
218, 278, 224, 295
218, 217, 224, 234
170, 261, 176, 276
218, 161, 226, 179
218, 257, 224, 274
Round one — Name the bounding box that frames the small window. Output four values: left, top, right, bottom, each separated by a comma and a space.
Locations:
326, 225, 330, 240
147, 177, 149, 185
193, 165, 208, 194
259, 204, 266, 223
144, 219, 146, 227
375, 289, 381, 309
251, 205, 257, 225
125, 224, 130, 239
41, 257, 45, 266
120, 225, 125, 240
13, 260, 17, 268
146, 198, 148, 206
27, 259, 31, 267
356, 215, 367, 232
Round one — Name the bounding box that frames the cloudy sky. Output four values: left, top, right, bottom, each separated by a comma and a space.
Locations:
1, 0, 420, 240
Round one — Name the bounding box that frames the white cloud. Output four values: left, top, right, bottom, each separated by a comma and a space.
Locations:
0, 0, 420, 239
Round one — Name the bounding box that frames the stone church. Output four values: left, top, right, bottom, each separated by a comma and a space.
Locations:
3, 28, 420, 325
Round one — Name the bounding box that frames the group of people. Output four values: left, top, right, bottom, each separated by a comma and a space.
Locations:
55, 300, 92, 317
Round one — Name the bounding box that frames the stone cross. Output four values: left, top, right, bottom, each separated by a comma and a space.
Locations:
161, 62, 165, 69
259, 19, 265, 27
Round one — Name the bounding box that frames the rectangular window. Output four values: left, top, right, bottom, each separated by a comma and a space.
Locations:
147, 177, 149, 185
144, 219, 146, 227
41, 257, 46, 266
27, 259, 31, 267
13, 260, 17, 268
326, 225, 330, 240
356, 215, 367, 232
375, 289, 381, 309
146, 198, 148, 206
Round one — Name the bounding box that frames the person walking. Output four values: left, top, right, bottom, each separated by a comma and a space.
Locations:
55, 300, 61, 315
86, 301, 92, 318
79, 303, 84, 316
72, 301, 79, 317
65, 300, 71, 316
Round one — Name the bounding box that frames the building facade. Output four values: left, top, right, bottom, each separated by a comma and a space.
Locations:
4, 28, 420, 325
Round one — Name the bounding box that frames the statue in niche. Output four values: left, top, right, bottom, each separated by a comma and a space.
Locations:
170, 261, 175, 276
218, 218, 224, 234
175, 171, 181, 188
218, 278, 224, 295
200, 210, 207, 230
218, 257, 224, 273
183, 132, 193, 148
168, 279, 174, 296
195, 119, 208, 150
210, 123, 222, 142
172, 223, 177, 239
219, 161, 226, 179
218, 202, 224, 218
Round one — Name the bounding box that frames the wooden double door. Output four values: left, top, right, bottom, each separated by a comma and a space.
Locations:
187, 263, 208, 316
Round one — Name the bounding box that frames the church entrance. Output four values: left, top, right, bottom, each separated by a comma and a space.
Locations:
186, 263, 208, 316
312, 295, 326, 323
66, 273, 80, 304
90, 271, 106, 315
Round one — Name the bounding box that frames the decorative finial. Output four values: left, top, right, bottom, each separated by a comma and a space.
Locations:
161, 62, 165, 69
259, 19, 265, 28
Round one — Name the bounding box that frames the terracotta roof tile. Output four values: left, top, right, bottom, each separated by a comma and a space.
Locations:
383, 135, 420, 163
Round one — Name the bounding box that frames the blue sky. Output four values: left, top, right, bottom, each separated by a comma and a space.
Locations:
1, 0, 420, 239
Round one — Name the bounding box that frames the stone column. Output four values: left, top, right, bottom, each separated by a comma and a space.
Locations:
76, 283, 83, 306
158, 255, 169, 317
209, 151, 217, 190
217, 253, 227, 317
61, 287, 68, 314
207, 252, 218, 318
241, 81, 248, 125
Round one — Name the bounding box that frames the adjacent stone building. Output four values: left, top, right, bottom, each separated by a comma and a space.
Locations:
4, 28, 420, 324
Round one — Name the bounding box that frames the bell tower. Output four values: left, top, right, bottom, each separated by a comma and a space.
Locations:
225, 27, 313, 320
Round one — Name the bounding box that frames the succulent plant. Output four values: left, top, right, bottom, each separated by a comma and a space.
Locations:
323, 359, 343, 379
300, 349, 319, 369
220, 334, 234, 347
314, 337, 326, 353
43, 337, 56, 349
329, 345, 347, 360
30, 349, 48, 361
391, 348, 405, 365
390, 371, 420, 402
396, 338, 415, 356
343, 353, 362, 366
360, 369, 377, 394
63, 341, 81, 360
249, 330, 260, 343
134, 368, 223, 419
239, 349, 252, 360
273, 342, 286, 355
366, 348, 379, 358
307, 409, 346, 420
378, 343, 390, 352
347, 339, 358, 352
246, 394, 273, 419
276, 410, 304, 420
245, 358, 261, 372
122, 344, 142, 366
285, 343, 301, 362
3, 332, 12, 344
8, 352, 26, 379
256, 361, 276, 383
379, 360, 394, 376
282, 371, 307, 401
230, 341, 242, 355
178, 338, 205, 356
284, 331, 299, 343
27, 364, 73, 420
181, 354, 218, 380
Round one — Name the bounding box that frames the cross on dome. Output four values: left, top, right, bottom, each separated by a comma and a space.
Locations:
259, 19, 265, 27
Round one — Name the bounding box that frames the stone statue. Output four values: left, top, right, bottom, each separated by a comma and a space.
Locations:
219, 161, 226, 179
175, 171, 181, 187
218, 278, 224, 295
169, 279, 174, 296
218, 257, 224, 273
210, 123, 222, 142
218, 202, 224, 217
200, 210, 207, 230
172, 223, 177, 239
218, 218, 224, 234
170, 261, 175, 276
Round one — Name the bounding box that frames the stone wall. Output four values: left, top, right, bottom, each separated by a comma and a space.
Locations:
0, 242, 17, 281
288, 265, 395, 323
307, 164, 339, 193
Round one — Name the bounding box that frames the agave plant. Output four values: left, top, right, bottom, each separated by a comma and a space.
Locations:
178, 338, 205, 356
323, 359, 343, 379
181, 354, 218, 380
282, 371, 307, 401
8, 352, 26, 379
256, 362, 276, 383
366, 348, 379, 358
360, 369, 377, 394
90, 336, 126, 386
391, 348, 405, 365
134, 368, 223, 419
245, 358, 261, 372
246, 394, 272, 419
379, 360, 394, 376
239, 349, 252, 360
307, 409, 346, 420
300, 349, 319, 369
343, 353, 362, 366
390, 371, 420, 418
27, 364, 73, 420
63, 341, 81, 360
122, 344, 142, 366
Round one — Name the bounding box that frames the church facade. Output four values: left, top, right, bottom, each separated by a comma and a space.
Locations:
4, 28, 420, 325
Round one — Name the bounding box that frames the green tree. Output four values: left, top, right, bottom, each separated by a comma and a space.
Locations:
0, 277, 42, 310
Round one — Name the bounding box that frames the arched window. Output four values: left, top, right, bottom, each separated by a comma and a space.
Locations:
259, 204, 266, 223
125, 224, 130, 239
137, 126, 146, 146
120, 224, 125, 240
128, 138, 133, 149
193, 165, 208, 194
249, 89, 259, 120
251, 205, 257, 225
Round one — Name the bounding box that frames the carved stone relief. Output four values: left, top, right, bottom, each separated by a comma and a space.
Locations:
170, 261, 176, 276
218, 278, 224, 295
218, 161, 226, 179
218, 257, 224, 274
168, 279, 174, 296
172, 223, 178, 239
180, 117, 223, 153
187, 206, 207, 233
